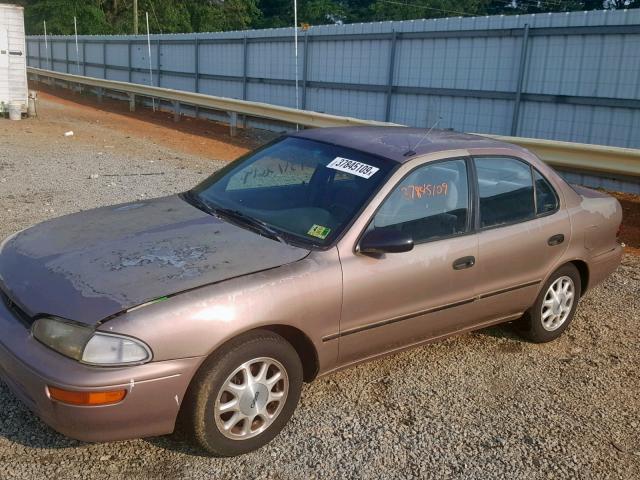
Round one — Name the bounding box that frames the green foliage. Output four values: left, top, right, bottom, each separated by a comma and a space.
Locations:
368, 0, 491, 22
20, 0, 640, 35
23, 0, 111, 35
300, 0, 346, 24
186, 0, 261, 32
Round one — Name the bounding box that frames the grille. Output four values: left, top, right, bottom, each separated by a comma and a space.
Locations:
0, 289, 33, 327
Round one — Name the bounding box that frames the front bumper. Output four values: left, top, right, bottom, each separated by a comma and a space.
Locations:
0, 299, 203, 442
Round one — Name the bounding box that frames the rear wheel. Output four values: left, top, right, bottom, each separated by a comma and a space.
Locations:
517, 264, 581, 343
181, 330, 303, 456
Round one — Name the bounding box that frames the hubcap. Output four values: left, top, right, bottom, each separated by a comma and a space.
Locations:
214, 357, 288, 440
541, 276, 575, 331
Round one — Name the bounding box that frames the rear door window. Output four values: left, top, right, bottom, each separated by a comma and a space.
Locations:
474, 157, 535, 228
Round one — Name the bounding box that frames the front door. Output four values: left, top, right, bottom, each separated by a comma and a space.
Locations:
336, 157, 480, 365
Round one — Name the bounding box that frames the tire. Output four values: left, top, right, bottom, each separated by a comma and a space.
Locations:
517, 264, 582, 343
180, 329, 303, 457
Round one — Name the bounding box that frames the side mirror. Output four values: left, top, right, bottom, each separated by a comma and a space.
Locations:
359, 228, 414, 255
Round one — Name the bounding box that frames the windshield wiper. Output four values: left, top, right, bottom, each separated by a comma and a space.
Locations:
214, 207, 287, 244
186, 192, 289, 245
189, 194, 285, 244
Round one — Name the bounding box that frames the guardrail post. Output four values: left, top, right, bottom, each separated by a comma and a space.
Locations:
229, 112, 238, 137
384, 31, 397, 123
173, 100, 180, 122
511, 24, 530, 137
302, 33, 309, 110
96, 87, 103, 103
129, 93, 136, 112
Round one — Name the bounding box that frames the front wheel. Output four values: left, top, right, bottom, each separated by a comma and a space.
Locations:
181, 330, 303, 456
516, 264, 581, 343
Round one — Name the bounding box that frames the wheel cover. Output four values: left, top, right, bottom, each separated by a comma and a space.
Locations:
214, 357, 289, 440
541, 275, 575, 332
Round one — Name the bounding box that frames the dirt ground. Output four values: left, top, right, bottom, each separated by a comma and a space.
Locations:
614, 192, 640, 255
29, 84, 275, 163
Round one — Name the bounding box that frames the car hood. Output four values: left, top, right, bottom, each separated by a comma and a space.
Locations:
0, 195, 309, 325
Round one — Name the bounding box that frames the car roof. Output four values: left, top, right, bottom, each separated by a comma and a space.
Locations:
290, 126, 527, 163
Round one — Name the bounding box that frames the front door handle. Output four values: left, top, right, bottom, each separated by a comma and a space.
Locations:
453, 256, 475, 270
548, 234, 565, 246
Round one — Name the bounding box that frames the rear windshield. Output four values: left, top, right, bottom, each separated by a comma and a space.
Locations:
190, 136, 395, 247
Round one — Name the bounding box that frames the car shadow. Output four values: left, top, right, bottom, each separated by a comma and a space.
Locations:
474, 322, 523, 341
144, 434, 210, 457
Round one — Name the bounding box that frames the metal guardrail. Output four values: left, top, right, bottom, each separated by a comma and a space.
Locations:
480, 134, 640, 178
27, 67, 397, 129
27, 67, 640, 180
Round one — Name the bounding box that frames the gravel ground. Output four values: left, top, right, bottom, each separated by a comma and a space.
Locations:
0, 95, 639, 480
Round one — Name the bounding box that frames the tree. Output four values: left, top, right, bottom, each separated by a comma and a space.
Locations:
21, 0, 261, 35
368, 0, 491, 22
19, 0, 640, 35
187, 0, 261, 32
23, 0, 111, 35
299, 0, 346, 24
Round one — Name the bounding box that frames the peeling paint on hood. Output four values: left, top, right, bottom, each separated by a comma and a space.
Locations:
0, 195, 309, 324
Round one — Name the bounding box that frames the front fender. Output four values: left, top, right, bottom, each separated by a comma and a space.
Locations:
99, 249, 342, 375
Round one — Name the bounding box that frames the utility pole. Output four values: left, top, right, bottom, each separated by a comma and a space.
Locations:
133, 0, 138, 34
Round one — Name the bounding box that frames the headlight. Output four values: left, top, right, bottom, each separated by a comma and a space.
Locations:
32, 317, 152, 366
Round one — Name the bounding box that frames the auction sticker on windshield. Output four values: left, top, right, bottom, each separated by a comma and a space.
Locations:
327, 157, 379, 179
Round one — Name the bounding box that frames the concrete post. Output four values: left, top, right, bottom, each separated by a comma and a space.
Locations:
229, 112, 238, 137
173, 100, 180, 122
129, 93, 136, 112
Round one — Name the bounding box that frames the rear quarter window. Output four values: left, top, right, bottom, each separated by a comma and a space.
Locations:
534, 169, 559, 215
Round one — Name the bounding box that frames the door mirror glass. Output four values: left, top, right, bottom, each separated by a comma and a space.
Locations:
359, 229, 414, 254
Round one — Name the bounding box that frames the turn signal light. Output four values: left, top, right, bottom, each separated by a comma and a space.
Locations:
48, 386, 127, 406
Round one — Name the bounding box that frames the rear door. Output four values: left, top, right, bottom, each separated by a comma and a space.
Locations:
472, 156, 571, 322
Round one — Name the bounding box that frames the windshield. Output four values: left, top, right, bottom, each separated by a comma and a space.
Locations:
189, 136, 395, 247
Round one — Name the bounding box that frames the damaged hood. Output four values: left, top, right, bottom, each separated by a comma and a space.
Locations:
0, 195, 309, 325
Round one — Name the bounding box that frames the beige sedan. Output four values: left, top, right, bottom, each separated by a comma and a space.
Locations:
0, 127, 622, 456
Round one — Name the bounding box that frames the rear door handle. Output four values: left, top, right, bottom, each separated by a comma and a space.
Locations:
453, 256, 475, 270
548, 234, 565, 246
